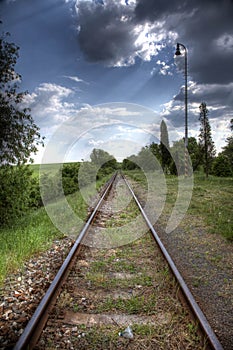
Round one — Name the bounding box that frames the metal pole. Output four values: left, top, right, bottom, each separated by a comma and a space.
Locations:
175, 43, 188, 176
184, 45, 188, 177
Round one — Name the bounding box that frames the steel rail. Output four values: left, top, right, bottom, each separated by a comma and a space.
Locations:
123, 175, 223, 350
13, 172, 117, 350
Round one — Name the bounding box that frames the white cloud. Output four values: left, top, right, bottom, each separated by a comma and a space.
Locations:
63, 75, 88, 84
23, 83, 75, 128
156, 60, 173, 76
88, 139, 104, 147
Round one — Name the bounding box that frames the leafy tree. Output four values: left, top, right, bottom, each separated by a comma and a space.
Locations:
0, 165, 33, 224
149, 142, 161, 161
169, 139, 185, 175
221, 118, 233, 172
62, 163, 80, 195
90, 148, 117, 170
0, 29, 43, 225
160, 120, 171, 173
137, 146, 159, 171
0, 31, 43, 165
187, 137, 202, 171
212, 155, 232, 177
199, 102, 216, 178
122, 156, 139, 170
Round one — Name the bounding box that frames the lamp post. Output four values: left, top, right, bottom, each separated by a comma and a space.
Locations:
175, 42, 188, 176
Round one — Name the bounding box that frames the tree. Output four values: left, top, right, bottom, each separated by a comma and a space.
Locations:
212, 154, 232, 177
199, 102, 216, 178
160, 120, 171, 174
0, 31, 42, 165
187, 137, 202, 171
122, 156, 139, 170
90, 148, 117, 169
149, 142, 161, 164
0, 29, 43, 225
221, 118, 233, 173
137, 146, 160, 171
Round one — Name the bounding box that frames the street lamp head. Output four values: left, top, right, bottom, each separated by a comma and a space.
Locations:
175, 43, 181, 56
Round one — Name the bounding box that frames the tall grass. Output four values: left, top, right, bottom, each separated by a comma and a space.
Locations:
0, 171, 113, 286
188, 175, 233, 240
124, 170, 233, 241
0, 207, 61, 285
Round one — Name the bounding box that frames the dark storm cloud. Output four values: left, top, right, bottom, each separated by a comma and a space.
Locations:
174, 83, 233, 110
75, 0, 233, 84
76, 1, 137, 66
134, 0, 189, 21
135, 0, 233, 84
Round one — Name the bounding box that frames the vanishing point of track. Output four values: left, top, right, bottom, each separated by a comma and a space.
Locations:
14, 173, 223, 350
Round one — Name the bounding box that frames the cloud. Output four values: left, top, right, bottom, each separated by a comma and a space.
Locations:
136, 0, 233, 84
72, 0, 233, 85
88, 139, 104, 147
73, 0, 177, 66
162, 81, 233, 152
156, 60, 173, 76
63, 75, 89, 84
22, 83, 76, 131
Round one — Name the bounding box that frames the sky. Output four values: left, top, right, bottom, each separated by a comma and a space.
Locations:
1, 0, 233, 163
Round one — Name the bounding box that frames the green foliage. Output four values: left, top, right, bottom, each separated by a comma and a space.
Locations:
0, 165, 33, 225
78, 162, 98, 187
169, 139, 185, 175
0, 30, 43, 165
0, 30, 43, 226
212, 154, 232, 177
122, 156, 139, 170
220, 118, 233, 173
89, 148, 118, 179
160, 120, 172, 173
90, 148, 117, 169
149, 142, 161, 160
187, 137, 202, 171
122, 146, 160, 172
39, 163, 81, 203
198, 102, 216, 178
28, 176, 43, 208
62, 163, 80, 194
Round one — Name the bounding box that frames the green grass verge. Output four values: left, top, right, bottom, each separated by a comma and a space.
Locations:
189, 175, 233, 240
0, 208, 61, 285
124, 170, 233, 241
0, 172, 113, 286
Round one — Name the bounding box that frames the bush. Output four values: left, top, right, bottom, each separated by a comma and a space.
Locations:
212, 155, 232, 177
0, 165, 33, 225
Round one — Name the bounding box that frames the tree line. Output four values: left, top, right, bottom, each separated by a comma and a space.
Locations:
122, 108, 233, 178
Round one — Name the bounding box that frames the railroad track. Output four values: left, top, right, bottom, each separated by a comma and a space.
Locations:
14, 173, 223, 350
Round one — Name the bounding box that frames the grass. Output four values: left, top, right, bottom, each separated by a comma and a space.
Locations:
0, 170, 113, 286
96, 294, 158, 314
0, 207, 62, 285
124, 170, 233, 241
188, 175, 233, 240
